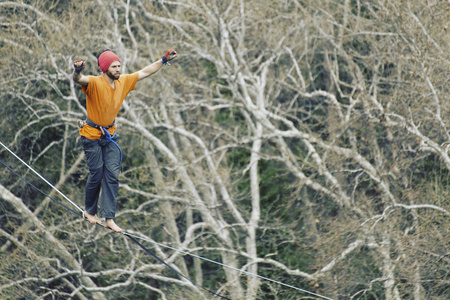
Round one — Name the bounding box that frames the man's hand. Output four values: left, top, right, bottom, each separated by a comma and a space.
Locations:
74, 59, 85, 73
73, 59, 89, 86
165, 49, 177, 61
137, 49, 178, 81
161, 49, 177, 65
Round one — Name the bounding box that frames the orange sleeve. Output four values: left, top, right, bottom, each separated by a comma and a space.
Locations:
81, 75, 100, 95
124, 73, 139, 93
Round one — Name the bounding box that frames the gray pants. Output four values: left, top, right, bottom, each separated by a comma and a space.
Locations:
81, 135, 121, 219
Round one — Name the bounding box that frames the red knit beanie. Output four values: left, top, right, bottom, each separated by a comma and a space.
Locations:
98, 50, 120, 72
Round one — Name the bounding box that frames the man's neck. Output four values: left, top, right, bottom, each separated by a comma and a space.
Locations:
102, 73, 116, 88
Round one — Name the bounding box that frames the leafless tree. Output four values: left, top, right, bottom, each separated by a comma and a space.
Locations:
1, 0, 448, 299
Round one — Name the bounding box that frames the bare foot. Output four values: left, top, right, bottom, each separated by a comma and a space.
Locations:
83, 211, 101, 225
104, 219, 123, 233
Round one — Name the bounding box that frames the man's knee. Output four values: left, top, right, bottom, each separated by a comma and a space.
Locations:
88, 167, 104, 183
104, 165, 120, 183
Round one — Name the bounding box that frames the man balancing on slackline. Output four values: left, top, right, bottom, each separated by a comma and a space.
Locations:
73, 49, 177, 232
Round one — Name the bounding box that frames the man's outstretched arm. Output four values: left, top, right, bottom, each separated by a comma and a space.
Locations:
137, 49, 177, 82
73, 60, 89, 86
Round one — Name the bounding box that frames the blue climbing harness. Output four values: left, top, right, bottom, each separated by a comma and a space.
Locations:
85, 117, 122, 161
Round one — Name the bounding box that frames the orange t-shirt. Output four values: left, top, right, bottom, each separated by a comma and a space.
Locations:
79, 73, 139, 139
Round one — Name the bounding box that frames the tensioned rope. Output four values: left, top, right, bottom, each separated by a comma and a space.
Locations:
0, 142, 83, 213
124, 231, 334, 299
0, 141, 334, 300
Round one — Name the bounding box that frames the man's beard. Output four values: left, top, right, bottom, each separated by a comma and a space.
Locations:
106, 70, 120, 80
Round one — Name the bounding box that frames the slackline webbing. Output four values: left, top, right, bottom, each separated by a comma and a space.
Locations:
0, 141, 334, 300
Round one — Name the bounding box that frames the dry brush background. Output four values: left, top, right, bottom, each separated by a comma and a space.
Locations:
0, 1, 449, 299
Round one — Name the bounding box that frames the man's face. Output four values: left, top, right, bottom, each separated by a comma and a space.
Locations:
106, 61, 121, 80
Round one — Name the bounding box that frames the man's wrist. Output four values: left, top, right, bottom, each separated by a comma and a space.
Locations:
73, 70, 83, 82
161, 56, 170, 66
